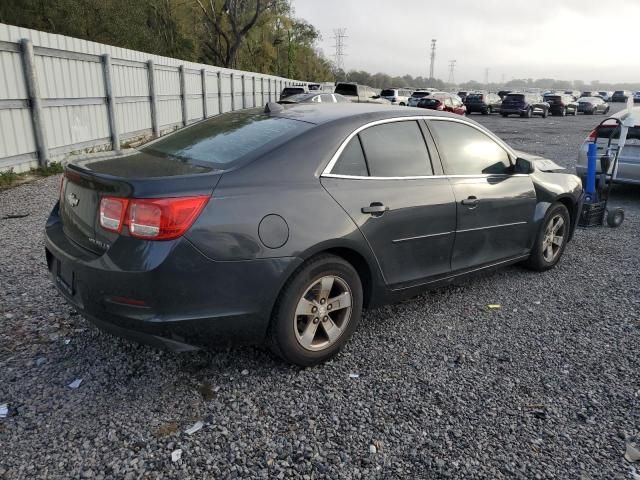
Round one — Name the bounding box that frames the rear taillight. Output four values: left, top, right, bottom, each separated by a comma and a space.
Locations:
99, 197, 128, 233
586, 128, 598, 142
99, 195, 209, 240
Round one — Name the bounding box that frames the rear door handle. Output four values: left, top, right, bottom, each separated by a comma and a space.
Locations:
361, 202, 389, 216
461, 196, 479, 207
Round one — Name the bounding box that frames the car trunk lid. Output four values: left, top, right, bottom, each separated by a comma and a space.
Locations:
61, 153, 221, 255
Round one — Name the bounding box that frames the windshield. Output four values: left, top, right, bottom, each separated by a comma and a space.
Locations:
380, 89, 396, 97
281, 87, 305, 98
141, 111, 312, 169
334, 84, 358, 96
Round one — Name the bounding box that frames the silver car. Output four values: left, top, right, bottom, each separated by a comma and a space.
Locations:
576, 106, 640, 185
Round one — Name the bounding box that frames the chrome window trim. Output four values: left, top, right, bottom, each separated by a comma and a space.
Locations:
322, 173, 530, 181
321, 115, 518, 178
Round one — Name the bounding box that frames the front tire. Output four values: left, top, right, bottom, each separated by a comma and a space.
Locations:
269, 255, 363, 366
523, 203, 571, 271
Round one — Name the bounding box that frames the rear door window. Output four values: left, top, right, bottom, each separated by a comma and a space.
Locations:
359, 121, 433, 177
429, 120, 511, 175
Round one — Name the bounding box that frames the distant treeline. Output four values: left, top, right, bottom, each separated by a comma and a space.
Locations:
338, 70, 640, 92
1, 0, 637, 91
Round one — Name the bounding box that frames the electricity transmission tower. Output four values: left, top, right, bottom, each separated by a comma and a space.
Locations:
447, 60, 456, 85
429, 39, 437, 80
332, 28, 347, 72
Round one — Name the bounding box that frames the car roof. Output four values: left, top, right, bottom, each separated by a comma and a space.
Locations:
271, 103, 463, 125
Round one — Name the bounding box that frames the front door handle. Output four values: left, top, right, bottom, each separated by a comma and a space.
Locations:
461, 196, 479, 208
361, 202, 389, 216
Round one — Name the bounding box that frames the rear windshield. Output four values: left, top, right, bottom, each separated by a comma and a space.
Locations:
614, 91, 624, 94
281, 87, 305, 97
411, 92, 430, 98
335, 84, 358, 96
418, 98, 440, 106
466, 94, 484, 101
380, 89, 396, 96
140, 111, 312, 169
596, 125, 640, 140
505, 94, 524, 101
544, 95, 561, 101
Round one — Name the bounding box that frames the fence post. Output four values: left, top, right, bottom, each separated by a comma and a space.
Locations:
252, 76, 256, 107
201, 69, 208, 119
230, 72, 235, 111
217, 71, 223, 114
179, 65, 188, 126
241, 74, 246, 109
101, 54, 120, 154
20, 38, 49, 167
261, 77, 264, 105
147, 60, 159, 138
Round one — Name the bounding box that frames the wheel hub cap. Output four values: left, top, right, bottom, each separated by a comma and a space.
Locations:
293, 275, 353, 352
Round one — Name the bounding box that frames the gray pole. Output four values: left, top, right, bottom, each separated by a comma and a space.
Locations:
241, 74, 246, 109
147, 60, 159, 138
179, 65, 188, 126
101, 54, 120, 154
261, 77, 264, 105
217, 71, 223, 114
252, 76, 256, 107
201, 69, 208, 119
230, 73, 235, 111
20, 38, 49, 166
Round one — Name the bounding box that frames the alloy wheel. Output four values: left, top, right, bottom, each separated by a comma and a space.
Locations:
293, 275, 353, 351
542, 214, 566, 262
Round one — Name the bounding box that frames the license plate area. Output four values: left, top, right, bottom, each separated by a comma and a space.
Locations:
56, 258, 75, 296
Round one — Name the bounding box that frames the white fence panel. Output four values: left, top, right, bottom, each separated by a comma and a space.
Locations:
0, 22, 307, 172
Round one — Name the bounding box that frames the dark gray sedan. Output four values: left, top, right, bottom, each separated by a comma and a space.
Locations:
577, 96, 610, 115
45, 104, 584, 366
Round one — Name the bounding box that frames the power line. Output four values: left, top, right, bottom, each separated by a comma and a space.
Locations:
447, 60, 456, 85
332, 28, 347, 72
429, 39, 436, 80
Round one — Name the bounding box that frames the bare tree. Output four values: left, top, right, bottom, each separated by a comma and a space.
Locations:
196, 0, 273, 68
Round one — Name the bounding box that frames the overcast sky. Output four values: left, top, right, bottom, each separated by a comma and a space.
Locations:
292, 0, 640, 84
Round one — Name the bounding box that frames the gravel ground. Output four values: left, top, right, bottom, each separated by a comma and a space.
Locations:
1, 105, 639, 479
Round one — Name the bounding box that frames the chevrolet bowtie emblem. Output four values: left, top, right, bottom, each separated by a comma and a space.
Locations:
67, 192, 80, 207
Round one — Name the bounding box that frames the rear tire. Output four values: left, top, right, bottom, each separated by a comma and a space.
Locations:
269, 254, 363, 366
501, 113, 508, 117
560, 107, 566, 117
542, 109, 548, 119
523, 203, 571, 272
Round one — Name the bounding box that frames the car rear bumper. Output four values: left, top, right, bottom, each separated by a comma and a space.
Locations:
44, 204, 301, 351
500, 107, 526, 114
465, 104, 488, 112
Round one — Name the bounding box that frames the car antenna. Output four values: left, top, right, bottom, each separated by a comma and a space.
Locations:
264, 102, 284, 114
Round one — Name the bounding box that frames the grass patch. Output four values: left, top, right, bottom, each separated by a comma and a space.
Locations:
0, 162, 64, 190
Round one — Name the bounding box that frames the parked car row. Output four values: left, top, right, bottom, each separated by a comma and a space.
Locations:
279, 85, 624, 122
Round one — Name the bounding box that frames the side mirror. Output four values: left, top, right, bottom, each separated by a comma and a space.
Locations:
514, 157, 534, 174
